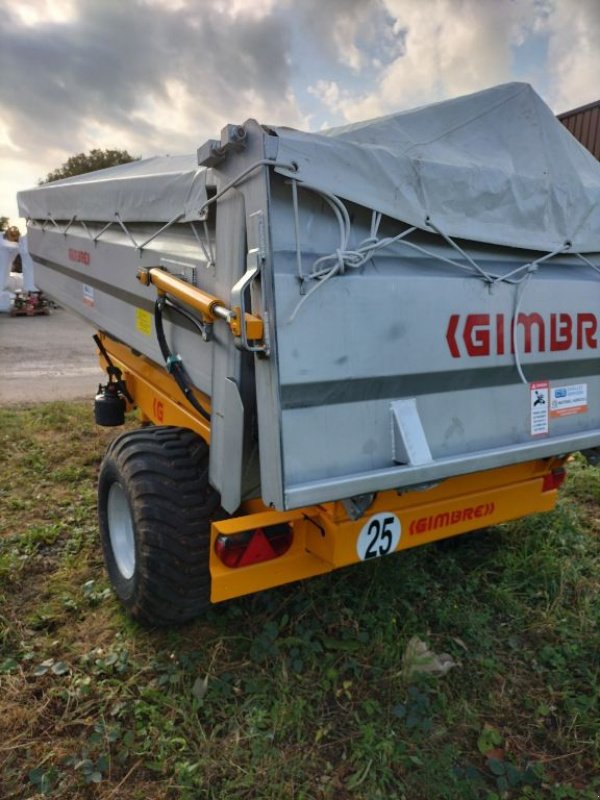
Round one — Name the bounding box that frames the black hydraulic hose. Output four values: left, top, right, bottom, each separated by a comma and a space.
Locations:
93, 333, 134, 403
154, 295, 211, 422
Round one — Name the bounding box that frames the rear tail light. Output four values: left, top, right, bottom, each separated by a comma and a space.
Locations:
542, 468, 567, 492
215, 524, 293, 568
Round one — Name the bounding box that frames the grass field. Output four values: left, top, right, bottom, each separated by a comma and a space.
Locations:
0, 402, 598, 799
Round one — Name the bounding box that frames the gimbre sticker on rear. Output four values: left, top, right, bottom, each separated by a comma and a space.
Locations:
550, 383, 588, 418
135, 308, 152, 336
530, 381, 549, 437
356, 512, 401, 561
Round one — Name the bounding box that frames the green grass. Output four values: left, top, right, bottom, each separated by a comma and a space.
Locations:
0, 402, 598, 799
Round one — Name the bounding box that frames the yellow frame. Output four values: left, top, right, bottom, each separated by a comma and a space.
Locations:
97, 332, 565, 604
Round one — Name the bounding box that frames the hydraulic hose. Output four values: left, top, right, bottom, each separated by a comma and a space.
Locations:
154, 295, 211, 422
93, 333, 134, 403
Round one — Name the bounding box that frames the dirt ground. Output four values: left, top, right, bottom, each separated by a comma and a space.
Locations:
0, 306, 104, 404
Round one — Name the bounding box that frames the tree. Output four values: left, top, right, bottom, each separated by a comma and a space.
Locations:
40, 148, 140, 184
0, 216, 9, 232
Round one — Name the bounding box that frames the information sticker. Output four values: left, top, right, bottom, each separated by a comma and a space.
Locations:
530, 381, 549, 437
82, 284, 95, 308
550, 384, 588, 419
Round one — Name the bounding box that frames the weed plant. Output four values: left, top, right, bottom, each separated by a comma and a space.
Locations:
0, 403, 598, 799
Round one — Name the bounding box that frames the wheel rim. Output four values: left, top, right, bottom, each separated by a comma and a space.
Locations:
107, 482, 136, 580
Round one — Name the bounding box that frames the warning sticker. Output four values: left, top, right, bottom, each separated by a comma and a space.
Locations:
135, 308, 152, 336
550, 383, 588, 418
530, 381, 549, 436
82, 284, 95, 308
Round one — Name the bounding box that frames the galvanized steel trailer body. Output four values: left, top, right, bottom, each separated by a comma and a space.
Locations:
16, 83, 600, 621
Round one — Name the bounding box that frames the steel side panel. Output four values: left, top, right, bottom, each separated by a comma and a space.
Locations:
27, 226, 216, 395
251, 178, 600, 510
24, 149, 600, 513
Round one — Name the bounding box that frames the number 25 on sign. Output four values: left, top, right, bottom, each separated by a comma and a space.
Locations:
356, 513, 402, 560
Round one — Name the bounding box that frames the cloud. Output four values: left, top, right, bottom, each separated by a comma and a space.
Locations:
12, 0, 77, 27
0, 0, 597, 219
310, 0, 543, 122
308, 80, 342, 110
211, 0, 280, 20
292, 0, 404, 73
0, 0, 305, 185
308, 0, 599, 123
542, 0, 600, 111
291, 0, 374, 71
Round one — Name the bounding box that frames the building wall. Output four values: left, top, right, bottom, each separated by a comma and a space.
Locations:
558, 100, 600, 160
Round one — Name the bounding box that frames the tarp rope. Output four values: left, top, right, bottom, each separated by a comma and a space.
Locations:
288, 180, 591, 384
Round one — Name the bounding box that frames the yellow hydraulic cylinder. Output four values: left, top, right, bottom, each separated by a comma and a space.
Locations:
137, 267, 264, 342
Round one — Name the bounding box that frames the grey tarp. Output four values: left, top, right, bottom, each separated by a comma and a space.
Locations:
17, 83, 600, 252
274, 83, 600, 253
18, 155, 208, 223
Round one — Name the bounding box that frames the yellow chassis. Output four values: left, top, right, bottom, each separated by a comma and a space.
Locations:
98, 332, 565, 604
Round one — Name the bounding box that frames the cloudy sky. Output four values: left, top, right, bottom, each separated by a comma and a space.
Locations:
1, 0, 598, 220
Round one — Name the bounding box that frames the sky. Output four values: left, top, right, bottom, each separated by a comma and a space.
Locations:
1, 0, 598, 221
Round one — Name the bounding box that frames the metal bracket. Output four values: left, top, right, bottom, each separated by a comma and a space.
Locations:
160, 258, 199, 286
391, 398, 433, 466
342, 493, 375, 521
230, 210, 270, 356
197, 123, 247, 167
230, 252, 269, 356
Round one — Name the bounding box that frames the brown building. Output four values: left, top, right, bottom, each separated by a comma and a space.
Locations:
558, 100, 600, 160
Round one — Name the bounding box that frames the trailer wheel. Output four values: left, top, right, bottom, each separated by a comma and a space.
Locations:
98, 426, 220, 626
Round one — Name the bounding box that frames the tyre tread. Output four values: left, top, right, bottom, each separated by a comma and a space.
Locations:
98, 426, 220, 625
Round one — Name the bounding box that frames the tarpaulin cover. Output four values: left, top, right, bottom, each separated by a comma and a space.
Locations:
17, 155, 208, 223
17, 83, 600, 252
274, 83, 600, 253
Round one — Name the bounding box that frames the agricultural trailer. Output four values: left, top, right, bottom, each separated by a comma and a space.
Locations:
17, 83, 600, 625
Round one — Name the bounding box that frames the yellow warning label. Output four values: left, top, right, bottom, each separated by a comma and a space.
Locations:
135, 308, 152, 336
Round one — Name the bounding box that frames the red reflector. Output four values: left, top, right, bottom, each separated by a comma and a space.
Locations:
215, 524, 293, 568
542, 468, 567, 492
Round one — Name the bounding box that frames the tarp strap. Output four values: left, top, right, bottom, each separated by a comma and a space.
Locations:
577, 253, 600, 276
190, 221, 215, 269
195, 158, 298, 221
